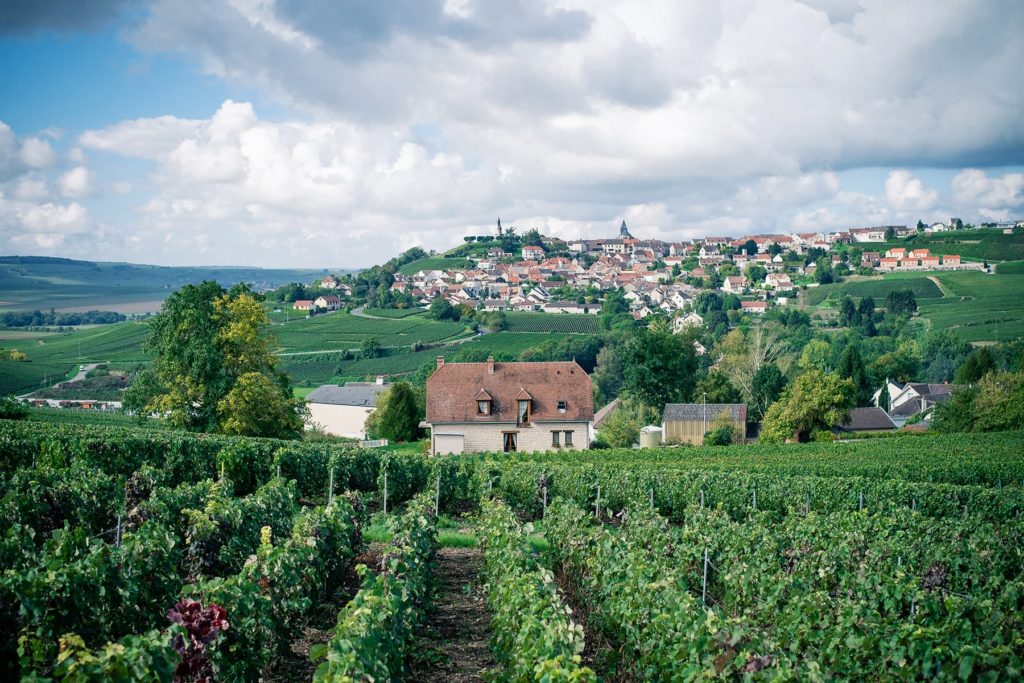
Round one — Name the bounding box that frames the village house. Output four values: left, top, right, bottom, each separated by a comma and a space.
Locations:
320, 275, 339, 289
722, 275, 748, 293
741, 300, 768, 314
424, 357, 593, 455
672, 311, 704, 333
837, 407, 897, 435
522, 245, 545, 260
314, 295, 341, 310
305, 377, 389, 439
293, 299, 314, 311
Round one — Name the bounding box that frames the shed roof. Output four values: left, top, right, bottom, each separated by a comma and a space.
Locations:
662, 403, 746, 422
306, 383, 388, 407
840, 407, 897, 431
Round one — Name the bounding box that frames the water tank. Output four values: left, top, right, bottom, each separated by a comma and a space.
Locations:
639, 425, 663, 448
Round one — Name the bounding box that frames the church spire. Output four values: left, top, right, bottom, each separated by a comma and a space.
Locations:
619, 220, 633, 238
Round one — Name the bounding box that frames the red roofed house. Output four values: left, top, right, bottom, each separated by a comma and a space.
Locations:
425, 357, 593, 455
293, 299, 314, 311
942, 254, 961, 266
741, 300, 768, 314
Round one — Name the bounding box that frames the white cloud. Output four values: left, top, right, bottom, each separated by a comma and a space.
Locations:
58, 166, 94, 198
951, 169, 1024, 210
18, 137, 59, 168
884, 170, 938, 212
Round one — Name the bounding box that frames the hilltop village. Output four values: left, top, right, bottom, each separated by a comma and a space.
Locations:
296, 218, 997, 322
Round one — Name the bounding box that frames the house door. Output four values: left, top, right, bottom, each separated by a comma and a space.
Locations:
503, 432, 518, 452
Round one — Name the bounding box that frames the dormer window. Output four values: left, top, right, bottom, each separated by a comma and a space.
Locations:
557, 400, 567, 413
475, 389, 492, 416
515, 388, 533, 425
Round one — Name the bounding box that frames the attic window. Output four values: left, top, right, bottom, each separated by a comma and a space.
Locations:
517, 399, 531, 426
477, 400, 490, 415
557, 400, 567, 413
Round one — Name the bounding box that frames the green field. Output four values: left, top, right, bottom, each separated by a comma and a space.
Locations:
0, 322, 151, 394
917, 272, 1024, 342
808, 271, 1024, 342
878, 228, 1024, 262
805, 276, 943, 306
504, 312, 601, 333
361, 307, 426, 318
282, 331, 570, 385
995, 261, 1024, 274
396, 256, 473, 275
273, 310, 467, 352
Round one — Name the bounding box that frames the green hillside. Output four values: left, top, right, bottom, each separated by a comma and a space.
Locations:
0, 256, 332, 313
396, 256, 473, 275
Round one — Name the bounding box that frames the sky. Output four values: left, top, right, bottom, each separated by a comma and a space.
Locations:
1, 0, 1023, 268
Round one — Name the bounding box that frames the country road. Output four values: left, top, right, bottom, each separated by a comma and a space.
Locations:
16, 362, 98, 399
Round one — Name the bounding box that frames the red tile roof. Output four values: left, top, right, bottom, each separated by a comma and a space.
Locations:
426, 359, 593, 424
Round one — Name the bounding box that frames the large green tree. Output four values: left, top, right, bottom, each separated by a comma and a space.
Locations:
750, 363, 786, 422
368, 382, 422, 443
837, 345, 871, 406
130, 281, 303, 436
621, 320, 697, 410
760, 370, 855, 443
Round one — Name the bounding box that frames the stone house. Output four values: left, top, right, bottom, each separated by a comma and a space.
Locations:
305, 377, 389, 438
424, 357, 593, 455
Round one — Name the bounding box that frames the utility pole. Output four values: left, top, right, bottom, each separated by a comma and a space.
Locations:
702, 392, 707, 437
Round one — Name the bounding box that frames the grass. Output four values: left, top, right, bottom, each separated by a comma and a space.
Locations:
0, 322, 151, 394
281, 331, 573, 385
397, 256, 474, 276
273, 310, 466, 352
916, 272, 1024, 342
804, 276, 943, 306
995, 261, 1024, 274
503, 312, 601, 333
23, 406, 173, 429
361, 307, 426, 319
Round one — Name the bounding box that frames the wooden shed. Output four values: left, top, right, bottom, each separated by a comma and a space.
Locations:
661, 403, 747, 445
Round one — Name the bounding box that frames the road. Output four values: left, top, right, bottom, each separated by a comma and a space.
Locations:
16, 362, 98, 399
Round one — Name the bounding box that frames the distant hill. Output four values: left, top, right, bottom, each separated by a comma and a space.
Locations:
0, 256, 350, 313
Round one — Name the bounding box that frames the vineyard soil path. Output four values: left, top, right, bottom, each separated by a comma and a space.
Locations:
410, 546, 494, 683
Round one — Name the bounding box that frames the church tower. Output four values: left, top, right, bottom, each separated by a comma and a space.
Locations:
619, 220, 633, 239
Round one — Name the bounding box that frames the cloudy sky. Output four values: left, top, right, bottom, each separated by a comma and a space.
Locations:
1, 0, 1023, 267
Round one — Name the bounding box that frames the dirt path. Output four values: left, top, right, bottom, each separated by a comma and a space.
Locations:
410, 547, 494, 682
927, 275, 951, 297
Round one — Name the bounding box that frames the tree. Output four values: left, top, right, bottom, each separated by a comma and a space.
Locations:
360, 337, 383, 359
750, 363, 786, 421
954, 347, 996, 384
743, 239, 758, 256
934, 371, 1024, 433
694, 371, 742, 404
218, 372, 306, 439
428, 298, 459, 321
591, 345, 625, 405
885, 289, 918, 316
916, 219, 926, 232
597, 399, 655, 448
132, 281, 295, 435
621, 320, 698, 410
837, 345, 871, 406
718, 325, 789, 399
760, 370, 855, 443
368, 382, 421, 442
798, 339, 832, 373
814, 257, 834, 284
747, 264, 767, 284
869, 344, 921, 385
884, 226, 897, 240
922, 329, 971, 382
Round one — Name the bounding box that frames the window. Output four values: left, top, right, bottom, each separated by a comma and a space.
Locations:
563, 430, 574, 446
557, 400, 567, 413
503, 432, 518, 452
477, 400, 490, 415
551, 431, 560, 447
517, 399, 530, 426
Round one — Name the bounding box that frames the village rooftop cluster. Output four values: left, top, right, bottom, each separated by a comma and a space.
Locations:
294, 218, 1005, 322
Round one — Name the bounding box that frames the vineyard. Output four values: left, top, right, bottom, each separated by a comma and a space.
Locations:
503, 312, 601, 334
1, 419, 1022, 680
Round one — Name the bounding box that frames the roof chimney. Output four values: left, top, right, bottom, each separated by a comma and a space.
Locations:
375, 375, 385, 385
487, 356, 495, 374
436, 356, 445, 369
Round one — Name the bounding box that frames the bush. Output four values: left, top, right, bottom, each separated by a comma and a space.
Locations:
703, 425, 735, 446
0, 397, 28, 420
